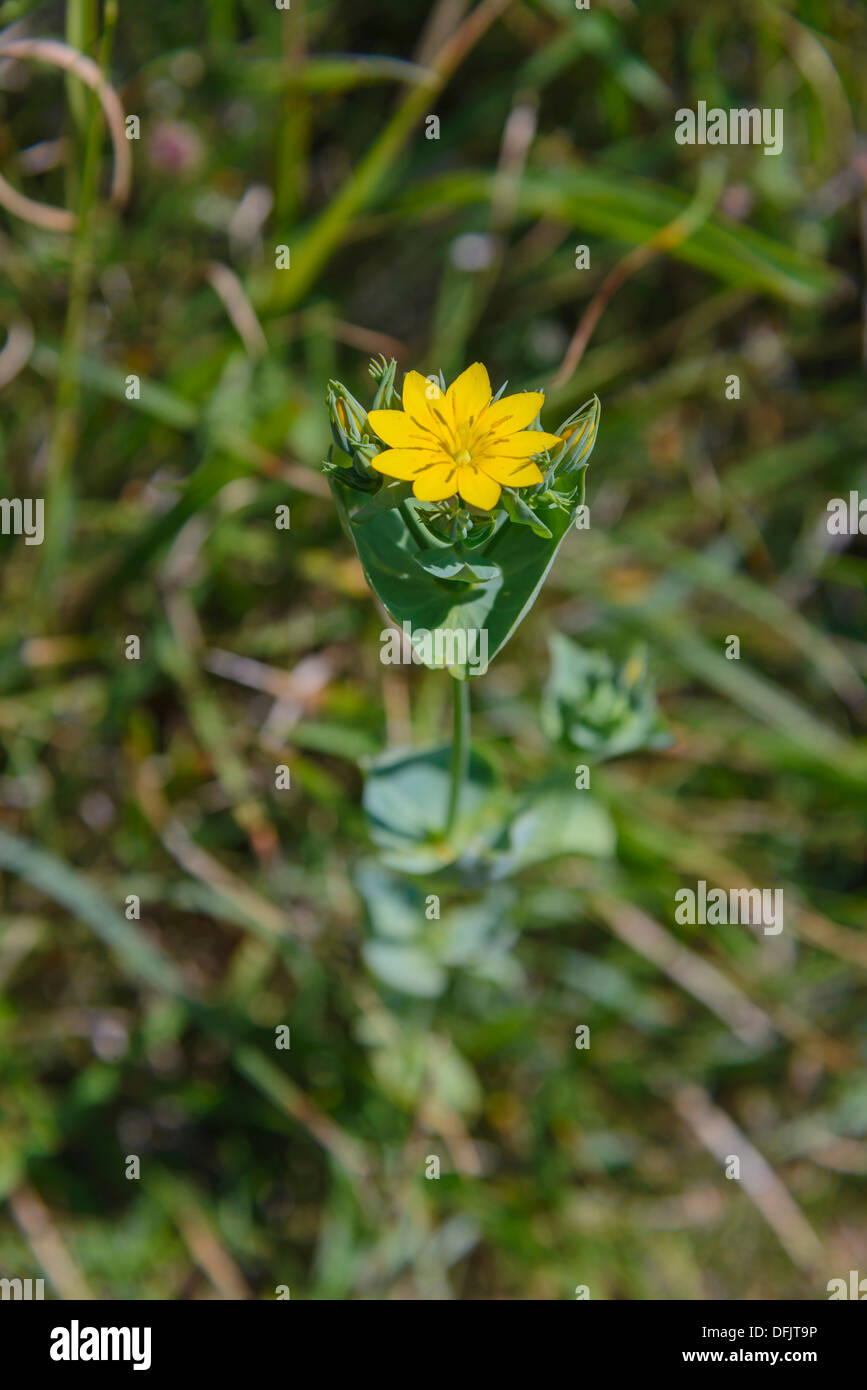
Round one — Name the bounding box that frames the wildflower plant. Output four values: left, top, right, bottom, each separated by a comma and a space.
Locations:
325, 358, 607, 879
326, 359, 599, 657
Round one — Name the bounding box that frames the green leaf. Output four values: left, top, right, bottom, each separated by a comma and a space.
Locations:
501, 489, 553, 539
361, 743, 507, 871
490, 785, 616, 876
361, 748, 614, 881
333, 483, 504, 676
354, 859, 421, 940
461, 516, 497, 548
354, 861, 520, 993
362, 940, 447, 997
414, 546, 502, 583
231, 54, 433, 96
396, 168, 846, 305
435, 891, 518, 968
0, 829, 187, 997
351, 480, 412, 520
472, 493, 583, 665
334, 477, 587, 674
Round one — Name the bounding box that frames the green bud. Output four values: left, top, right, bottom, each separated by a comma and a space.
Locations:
326, 379, 369, 454
370, 356, 400, 409
322, 438, 381, 493
352, 440, 381, 478
550, 396, 601, 478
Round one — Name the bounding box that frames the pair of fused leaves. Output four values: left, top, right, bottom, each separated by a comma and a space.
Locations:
358, 738, 614, 994
361, 741, 615, 879
355, 859, 521, 998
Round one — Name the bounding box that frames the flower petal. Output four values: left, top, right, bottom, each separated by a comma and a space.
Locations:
371, 448, 439, 480
412, 462, 459, 501
481, 429, 561, 458
368, 408, 437, 449
445, 362, 491, 426
479, 458, 544, 487
480, 391, 545, 435
401, 369, 443, 423
457, 466, 501, 510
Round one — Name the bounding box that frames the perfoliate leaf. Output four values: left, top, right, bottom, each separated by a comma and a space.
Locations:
414, 546, 502, 583
360, 748, 615, 882
351, 480, 412, 520
361, 743, 508, 871
333, 478, 589, 673
492, 785, 616, 874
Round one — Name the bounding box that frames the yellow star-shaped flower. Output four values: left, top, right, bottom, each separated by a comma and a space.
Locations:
367, 362, 561, 511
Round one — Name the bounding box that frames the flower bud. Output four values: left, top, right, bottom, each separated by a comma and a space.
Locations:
326, 380, 369, 454
550, 396, 601, 478
370, 356, 399, 409
352, 440, 381, 478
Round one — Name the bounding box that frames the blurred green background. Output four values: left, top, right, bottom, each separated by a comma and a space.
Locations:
0, 0, 865, 1300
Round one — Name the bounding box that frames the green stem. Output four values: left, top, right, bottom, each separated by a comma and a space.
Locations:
274, 0, 310, 227
445, 677, 470, 839
41, 2, 118, 595
65, 0, 98, 179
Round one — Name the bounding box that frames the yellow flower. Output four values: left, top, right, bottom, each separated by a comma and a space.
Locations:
366, 362, 561, 511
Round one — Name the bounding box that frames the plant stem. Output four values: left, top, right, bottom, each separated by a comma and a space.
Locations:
274, 0, 310, 227
41, 3, 118, 596
65, 0, 98, 167
445, 676, 470, 839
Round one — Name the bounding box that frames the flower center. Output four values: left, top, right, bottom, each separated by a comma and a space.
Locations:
453, 449, 473, 467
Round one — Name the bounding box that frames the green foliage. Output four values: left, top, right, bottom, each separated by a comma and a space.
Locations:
356, 861, 520, 998
542, 635, 673, 762
362, 743, 507, 873
362, 743, 614, 878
